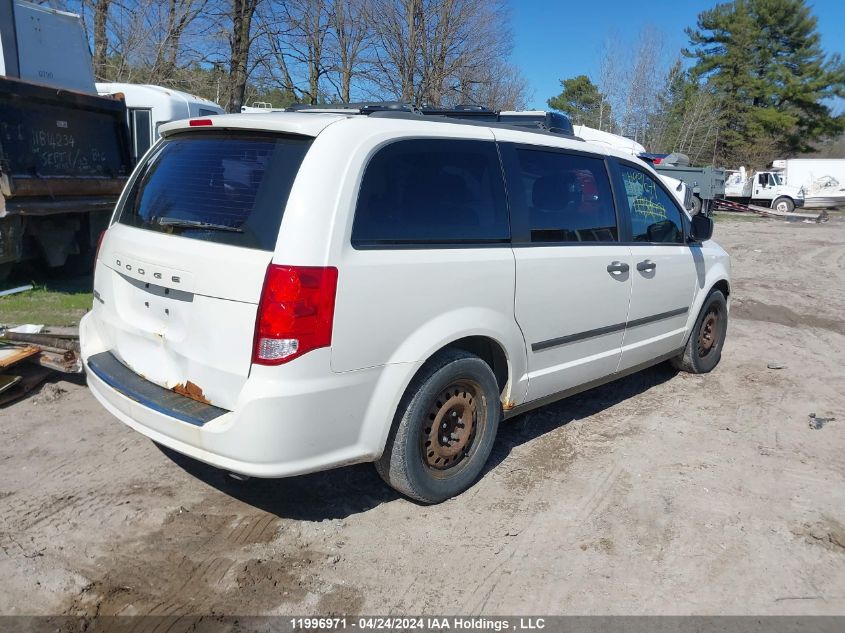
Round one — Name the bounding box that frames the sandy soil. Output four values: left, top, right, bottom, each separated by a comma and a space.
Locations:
1, 217, 844, 617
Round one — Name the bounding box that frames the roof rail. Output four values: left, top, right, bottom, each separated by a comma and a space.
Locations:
287, 101, 579, 140
369, 110, 583, 142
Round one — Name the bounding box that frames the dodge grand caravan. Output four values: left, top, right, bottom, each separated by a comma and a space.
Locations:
80, 109, 730, 503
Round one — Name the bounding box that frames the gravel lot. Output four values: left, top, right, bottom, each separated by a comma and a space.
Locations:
1, 217, 844, 617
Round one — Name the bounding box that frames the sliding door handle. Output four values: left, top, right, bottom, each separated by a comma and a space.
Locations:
607, 261, 630, 274
637, 259, 657, 272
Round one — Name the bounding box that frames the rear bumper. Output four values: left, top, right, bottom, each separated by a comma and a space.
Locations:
80, 313, 413, 478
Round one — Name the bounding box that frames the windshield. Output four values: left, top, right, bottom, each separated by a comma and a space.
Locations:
116, 132, 313, 250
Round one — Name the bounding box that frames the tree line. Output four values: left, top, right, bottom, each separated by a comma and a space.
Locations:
56, 0, 529, 113
49, 0, 845, 168
548, 0, 845, 168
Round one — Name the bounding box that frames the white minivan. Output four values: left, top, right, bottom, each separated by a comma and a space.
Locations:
80, 108, 731, 503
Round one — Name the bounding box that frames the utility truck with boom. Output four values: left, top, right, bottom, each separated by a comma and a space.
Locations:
723, 167, 806, 212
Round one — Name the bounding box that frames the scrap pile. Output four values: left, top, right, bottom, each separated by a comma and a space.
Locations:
713, 199, 830, 223
0, 326, 81, 405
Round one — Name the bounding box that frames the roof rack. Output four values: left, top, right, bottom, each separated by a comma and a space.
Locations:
286, 102, 579, 139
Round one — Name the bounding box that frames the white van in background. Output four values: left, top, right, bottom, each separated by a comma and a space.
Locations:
96, 82, 224, 162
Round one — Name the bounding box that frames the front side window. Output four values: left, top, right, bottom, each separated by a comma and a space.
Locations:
352, 139, 509, 246
117, 132, 312, 251
618, 165, 685, 243
513, 148, 617, 243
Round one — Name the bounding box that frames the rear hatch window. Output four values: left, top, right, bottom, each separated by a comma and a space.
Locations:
116, 132, 313, 250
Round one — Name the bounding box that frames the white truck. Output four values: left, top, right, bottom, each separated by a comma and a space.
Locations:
723, 167, 806, 212
771, 158, 845, 209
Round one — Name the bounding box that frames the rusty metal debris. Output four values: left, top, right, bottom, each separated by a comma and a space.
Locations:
0, 328, 83, 406
172, 380, 211, 405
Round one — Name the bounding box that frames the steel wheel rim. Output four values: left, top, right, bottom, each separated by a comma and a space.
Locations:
421, 380, 482, 472
697, 307, 720, 357
777, 201, 788, 212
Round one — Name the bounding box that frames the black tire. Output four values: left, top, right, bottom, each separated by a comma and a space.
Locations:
772, 196, 795, 213
375, 349, 501, 504
671, 290, 728, 374
690, 195, 702, 215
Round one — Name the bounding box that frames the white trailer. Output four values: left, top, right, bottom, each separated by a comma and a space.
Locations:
96, 83, 224, 163
771, 158, 845, 209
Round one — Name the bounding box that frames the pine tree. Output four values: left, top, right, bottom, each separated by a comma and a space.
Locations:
547, 75, 612, 129
685, 0, 845, 167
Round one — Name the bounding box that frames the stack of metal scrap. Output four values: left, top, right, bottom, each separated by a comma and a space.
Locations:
0, 328, 81, 405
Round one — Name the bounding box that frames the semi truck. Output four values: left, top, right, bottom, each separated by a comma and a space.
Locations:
0, 0, 132, 279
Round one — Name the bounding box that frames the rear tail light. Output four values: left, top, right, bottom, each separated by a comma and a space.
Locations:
252, 265, 339, 365
189, 118, 213, 126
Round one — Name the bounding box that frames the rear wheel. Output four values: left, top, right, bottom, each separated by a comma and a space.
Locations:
773, 196, 795, 213
671, 290, 728, 374
375, 349, 501, 503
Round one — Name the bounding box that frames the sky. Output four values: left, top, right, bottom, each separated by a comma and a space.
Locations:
509, 0, 845, 112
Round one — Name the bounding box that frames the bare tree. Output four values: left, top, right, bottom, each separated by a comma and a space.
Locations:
366, 0, 519, 107
149, 0, 210, 80
89, 0, 111, 79
367, 0, 421, 101
620, 28, 665, 144
63, 0, 526, 110
225, 0, 261, 112
456, 59, 529, 110
596, 34, 625, 133
283, 0, 332, 104
327, 0, 371, 102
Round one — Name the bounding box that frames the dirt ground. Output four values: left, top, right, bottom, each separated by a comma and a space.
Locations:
1, 216, 844, 617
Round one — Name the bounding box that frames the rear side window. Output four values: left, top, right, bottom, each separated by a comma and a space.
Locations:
512, 149, 617, 243
117, 132, 312, 251
352, 139, 509, 246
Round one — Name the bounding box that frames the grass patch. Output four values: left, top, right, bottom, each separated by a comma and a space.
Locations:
0, 274, 92, 328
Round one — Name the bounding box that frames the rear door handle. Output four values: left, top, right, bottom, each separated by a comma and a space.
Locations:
607, 261, 629, 274
637, 259, 656, 272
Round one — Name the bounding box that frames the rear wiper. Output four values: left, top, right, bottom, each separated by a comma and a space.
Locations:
157, 217, 243, 233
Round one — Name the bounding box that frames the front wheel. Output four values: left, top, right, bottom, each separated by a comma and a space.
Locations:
375, 349, 501, 503
690, 195, 702, 215
671, 290, 728, 374
773, 196, 795, 213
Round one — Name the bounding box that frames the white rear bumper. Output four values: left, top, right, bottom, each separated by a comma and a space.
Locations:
80, 312, 415, 478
